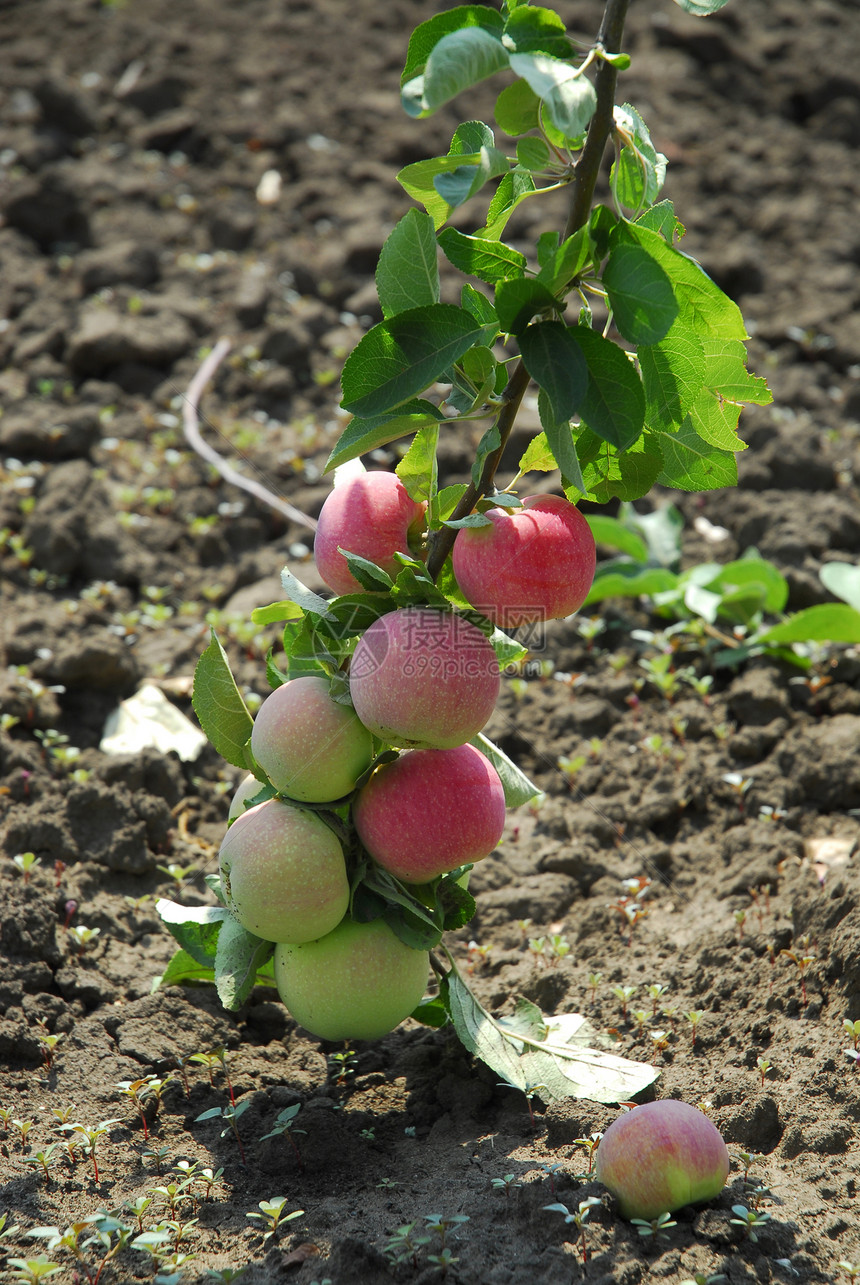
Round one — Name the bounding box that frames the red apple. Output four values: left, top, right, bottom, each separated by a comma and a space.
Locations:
353, 744, 506, 882
451, 493, 596, 628
349, 606, 500, 748
274, 917, 430, 1041
314, 470, 426, 595
250, 675, 374, 803
219, 798, 349, 944
595, 1099, 730, 1220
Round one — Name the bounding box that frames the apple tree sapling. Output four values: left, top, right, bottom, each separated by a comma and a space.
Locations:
166, 0, 768, 1076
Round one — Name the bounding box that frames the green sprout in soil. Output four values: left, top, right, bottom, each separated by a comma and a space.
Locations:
685, 1010, 705, 1048
189, 1047, 236, 1105
56, 1119, 121, 1183
21, 1144, 59, 1184
116, 1074, 174, 1140
194, 1100, 249, 1164
6, 1256, 63, 1284
755, 1055, 773, 1088
491, 1173, 522, 1197
730, 1204, 772, 1243
543, 1198, 602, 1267
631, 1210, 677, 1240
781, 947, 816, 1006
572, 1132, 602, 1173
246, 1197, 304, 1242
12, 851, 39, 882
384, 1223, 432, 1269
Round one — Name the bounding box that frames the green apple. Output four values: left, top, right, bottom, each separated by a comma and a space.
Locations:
219, 798, 349, 943
250, 675, 374, 803
274, 917, 430, 1041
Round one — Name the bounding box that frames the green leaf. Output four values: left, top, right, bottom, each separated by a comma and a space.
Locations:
471, 732, 540, 808
495, 279, 559, 334
585, 514, 648, 562
699, 337, 773, 406
604, 228, 678, 345
478, 169, 537, 239
640, 333, 706, 429
635, 199, 685, 243
487, 625, 529, 671
508, 52, 597, 139
672, 0, 732, 13
280, 566, 333, 618
433, 145, 510, 210
820, 561, 860, 612
494, 79, 540, 135
516, 136, 551, 171
404, 27, 510, 117
652, 420, 737, 492
250, 600, 304, 627
325, 401, 444, 473
192, 631, 254, 769
584, 563, 679, 606
573, 430, 663, 504
438, 228, 527, 285
340, 304, 489, 418
152, 948, 215, 993
156, 898, 229, 968
537, 391, 585, 492
572, 326, 646, 450
396, 420, 439, 509
503, 6, 571, 58
376, 209, 440, 318
519, 321, 587, 426
755, 604, 860, 646
411, 995, 450, 1028
401, 5, 504, 86
442, 957, 659, 1102
611, 103, 667, 211
535, 228, 591, 293
519, 429, 558, 474
625, 222, 747, 340
214, 917, 275, 1011
461, 282, 499, 331
336, 551, 396, 593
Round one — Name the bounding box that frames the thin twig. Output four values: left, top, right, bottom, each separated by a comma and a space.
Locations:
181, 338, 317, 533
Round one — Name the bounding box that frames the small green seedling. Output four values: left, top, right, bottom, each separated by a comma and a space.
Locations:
572, 1132, 603, 1174
685, 1010, 705, 1048
56, 1119, 121, 1183
67, 925, 101, 955
543, 1198, 602, 1267
12, 1118, 35, 1147
246, 1197, 304, 1242
844, 1019, 860, 1050
116, 1074, 173, 1140
384, 1223, 431, 1268
587, 971, 603, 1002
1, 1213, 22, 1241
194, 1100, 250, 1164
141, 1144, 172, 1174
646, 984, 669, 1015
327, 1048, 357, 1088
781, 948, 816, 1006
12, 852, 39, 882
755, 1056, 772, 1088
538, 1162, 563, 1195
22, 1144, 59, 1183
190, 1047, 236, 1105
612, 985, 638, 1020
36, 1029, 64, 1072
427, 1247, 459, 1277
631, 1210, 677, 1240
149, 1180, 194, 1219
194, 1166, 224, 1200
730, 1204, 771, 1243
6, 1257, 63, 1284
490, 1173, 522, 1197
838, 1262, 860, 1284
423, 1213, 470, 1250
260, 1104, 306, 1169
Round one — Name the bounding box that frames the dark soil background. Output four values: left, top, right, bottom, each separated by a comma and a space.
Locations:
2, 1, 860, 1282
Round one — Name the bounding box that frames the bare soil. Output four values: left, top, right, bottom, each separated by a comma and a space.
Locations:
1, 1, 860, 1283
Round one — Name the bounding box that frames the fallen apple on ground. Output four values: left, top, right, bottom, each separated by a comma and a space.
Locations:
595, 1099, 730, 1220
274, 917, 430, 1041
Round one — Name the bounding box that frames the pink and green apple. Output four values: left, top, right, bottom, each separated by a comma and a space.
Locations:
595, 1099, 730, 1220
349, 606, 500, 749
274, 917, 429, 1041
250, 675, 374, 803
452, 493, 596, 628
219, 798, 349, 944
314, 469, 426, 595
353, 744, 506, 882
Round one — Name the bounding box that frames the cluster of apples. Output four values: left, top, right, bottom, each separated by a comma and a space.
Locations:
218, 469, 596, 1043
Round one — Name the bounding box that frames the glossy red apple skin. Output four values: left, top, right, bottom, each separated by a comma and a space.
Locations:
219, 798, 349, 944
314, 470, 426, 595
250, 675, 373, 803
349, 606, 500, 749
451, 493, 596, 628
353, 744, 506, 882
274, 917, 430, 1041
595, 1099, 730, 1220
